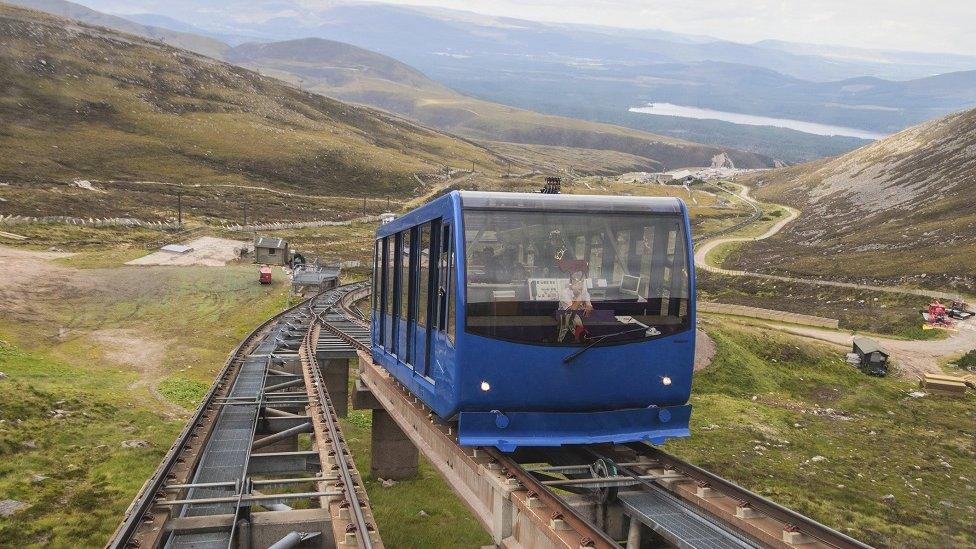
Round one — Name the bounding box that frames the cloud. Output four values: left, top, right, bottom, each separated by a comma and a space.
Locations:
381, 0, 976, 55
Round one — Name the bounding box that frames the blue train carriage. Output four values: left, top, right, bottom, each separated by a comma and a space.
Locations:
370, 191, 696, 452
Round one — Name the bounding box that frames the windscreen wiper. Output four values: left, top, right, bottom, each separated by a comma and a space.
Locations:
562, 326, 650, 364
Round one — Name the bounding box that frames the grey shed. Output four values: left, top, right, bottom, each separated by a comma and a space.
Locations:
852, 337, 889, 375
254, 236, 289, 265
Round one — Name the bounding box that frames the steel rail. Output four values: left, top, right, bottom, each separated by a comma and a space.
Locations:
106, 294, 318, 549
332, 285, 874, 549
485, 447, 621, 549
330, 286, 621, 548
304, 283, 374, 549
628, 444, 874, 549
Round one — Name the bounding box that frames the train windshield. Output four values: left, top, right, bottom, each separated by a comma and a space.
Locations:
463, 208, 691, 345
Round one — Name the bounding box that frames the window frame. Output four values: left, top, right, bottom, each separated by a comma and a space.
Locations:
459, 208, 691, 347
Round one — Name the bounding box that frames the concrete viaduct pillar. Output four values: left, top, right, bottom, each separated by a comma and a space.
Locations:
319, 358, 350, 418
352, 379, 419, 480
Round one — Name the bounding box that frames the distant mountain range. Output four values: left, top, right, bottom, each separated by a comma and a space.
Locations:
2, 0, 777, 170
224, 38, 774, 170
49, 0, 976, 163
733, 107, 976, 287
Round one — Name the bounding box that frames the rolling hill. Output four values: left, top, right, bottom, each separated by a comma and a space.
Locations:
0, 3, 511, 200
729, 107, 976, 290
226, 37, 775, 171
61, 1, 976, 161
7, 0, 779, 170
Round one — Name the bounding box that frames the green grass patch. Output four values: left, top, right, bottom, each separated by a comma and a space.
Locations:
951, 349, 976, 371
158, 375, 210, 409
339, 362, 491, 548
0, 340, 182, 547
668, 324, 976, 547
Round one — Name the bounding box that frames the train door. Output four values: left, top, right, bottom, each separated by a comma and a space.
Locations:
383, 235, 394, 351
398, 230, 412, 364
424, 220, 453, 383
372, 239, 381, 346
413, 221, 435, 378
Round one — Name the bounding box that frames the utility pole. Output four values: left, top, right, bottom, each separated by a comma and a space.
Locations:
176, 191, 183, 226
243, 202, 248, 226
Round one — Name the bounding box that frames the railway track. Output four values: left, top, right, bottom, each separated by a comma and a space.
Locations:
330, 288, 873, 549
112, 281, 873, 549
107, 283, 379, 549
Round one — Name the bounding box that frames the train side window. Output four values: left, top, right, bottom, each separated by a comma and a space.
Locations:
447, 230, 456, 342
379, 236, 392, 349
372, 240, 380, 312
417, 223, 431, 329
401, 229, 412, 361
427, 219, 442, 332
437, 224, 451, 332
383, 236, 392, 349
391, 233, 402, 353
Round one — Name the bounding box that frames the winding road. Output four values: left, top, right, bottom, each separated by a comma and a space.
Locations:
695, 182, 975, 376
695, 183, 960, 301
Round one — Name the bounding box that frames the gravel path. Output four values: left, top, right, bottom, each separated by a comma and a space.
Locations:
766, 322, 976, 378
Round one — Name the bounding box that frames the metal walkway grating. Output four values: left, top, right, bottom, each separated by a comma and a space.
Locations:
166, 311, 308, 549
620, 489, 758, 549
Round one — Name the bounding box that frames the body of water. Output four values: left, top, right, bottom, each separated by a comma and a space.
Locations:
629, 102, 886, 140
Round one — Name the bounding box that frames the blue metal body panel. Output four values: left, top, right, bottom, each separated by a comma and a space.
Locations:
459, 405, 692, 453
371, 191, 696, 451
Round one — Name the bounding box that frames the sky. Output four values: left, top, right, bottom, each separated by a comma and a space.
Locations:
375, 0, 976, 55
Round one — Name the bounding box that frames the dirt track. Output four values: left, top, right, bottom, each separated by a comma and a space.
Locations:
768, 322, 976, 378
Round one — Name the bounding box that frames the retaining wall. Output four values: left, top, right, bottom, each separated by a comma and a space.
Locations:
699, 301, 840, 329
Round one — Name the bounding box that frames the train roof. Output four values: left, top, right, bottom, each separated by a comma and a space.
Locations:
376, 191, 686, 237
458, 191, 684, 214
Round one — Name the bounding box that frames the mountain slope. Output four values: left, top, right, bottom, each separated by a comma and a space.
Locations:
7, 0, 780, 168
227, 37, 776, 170
77, 1, 976, 161
0, 4, 506, 198
730, 108, 976, 288
1, 0, 229, 57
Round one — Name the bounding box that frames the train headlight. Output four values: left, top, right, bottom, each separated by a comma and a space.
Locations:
480, 381, 491, 392
661, 376, 672, 386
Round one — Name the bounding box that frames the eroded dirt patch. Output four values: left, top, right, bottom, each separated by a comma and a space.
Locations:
90, 328, 184, 417
694, 329, 716, 372
0, 246, 95, 325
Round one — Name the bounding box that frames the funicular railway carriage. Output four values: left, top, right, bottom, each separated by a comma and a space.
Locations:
370, 191, 696, 451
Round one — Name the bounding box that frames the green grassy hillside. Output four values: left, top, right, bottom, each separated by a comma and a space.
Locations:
673, 321, 976, 547
0, 4, 507, 201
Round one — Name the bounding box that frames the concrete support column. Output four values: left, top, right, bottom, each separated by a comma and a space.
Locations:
353, 378, 419, 481
320, 359, 350, 418
370, 409, 419, 480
